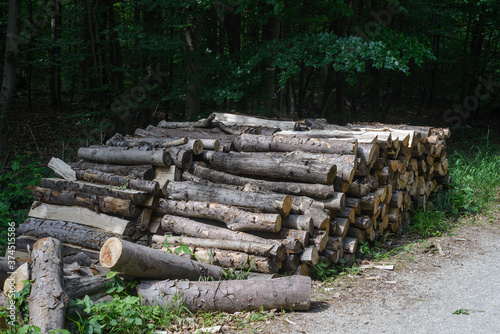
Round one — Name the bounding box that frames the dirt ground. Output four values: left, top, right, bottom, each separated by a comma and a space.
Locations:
223, 208, 500, 334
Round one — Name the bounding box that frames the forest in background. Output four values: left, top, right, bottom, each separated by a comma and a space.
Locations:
1, 0, 500, 159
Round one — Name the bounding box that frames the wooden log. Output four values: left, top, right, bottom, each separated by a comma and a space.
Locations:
300, 246, 319, 265
151, 235, 286, 261
30, 186, 140, 218
281, 215, 314, 235
48, 157, 76, 181
28, 203, 135, 235
158, 199, 281, 233
165, 181, 291, 215
0, 257, 16, 287
275, 228, 309, 248
347, 227, 366, 242
141, 126, 236, 150
166, 147, 193, 170
191, 165, 336, 199
333, 218, 349, 238
100, 237, 223, 280
347, 182, 371, 198
75, 169, 161, 195
389, 190, 404, 208
233, 134, 358, 156
106, 133, 188, 148
335, 207, 355, 223
281, 254, 299, 272
351, 215, 374, 230
310, 229, 328, 252
318, 192, 346, 211
17, 218, 123, 250
346, 197, 361, 215
71, 161, 154, 180
208, 151, 336, 185
343, 237, 358, 254
213, 112, 296, 130
137, 275, 311, 312
40, 178, 149, 205
360, 193, 381, 215
3, 263, 29, 295
157, 114, 215, 128
28, 238, 67, 333
388, 208, 401, 224
78, 146, 172, 166
64, 274, 107, 300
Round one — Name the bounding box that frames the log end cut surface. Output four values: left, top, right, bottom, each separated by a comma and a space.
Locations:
99, 237, 123, 268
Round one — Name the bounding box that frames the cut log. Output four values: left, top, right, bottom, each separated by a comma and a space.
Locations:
346, 197, 361, 215
310, 229, 328, 252
281, 254, 299, 273
213, 112, 297, 130
40, 178, 149, 205
17, 218, 123, 250
158, 199, 281, 233
335, 207, 355, 223
151, 235, 286, 261
300, 246, 319, 265
207, 152, 336, 185
343, 237, 358, 254
78, 146, 172, 167
351, 215, 374, 230
165, 147, 193, 170
106, 133, 188, 148
48, 157, 76, 181
100, 237, 223, 280
64, 274, 107, 300
28, 238, 67, 333
281, 215, 314, 235
318, 192, 346, 211
28, 203, 135, 235
274, 228, 310, 248
30, 186, 140, 218
75, 169, 161, 195
137, 275, 311, 312
333, 218, 349, 238
157, 113, 216, 128
390, 190, 404, 208
347, 182, 371, 198
3, 263, 30, 295
165, 181, 291, 215
347, 227, 366, 242
191, 165, 335, 199
70, 161, 154, 180
360, 193, 381, 215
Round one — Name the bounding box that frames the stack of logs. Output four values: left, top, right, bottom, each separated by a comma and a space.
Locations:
10, 113, 451, 281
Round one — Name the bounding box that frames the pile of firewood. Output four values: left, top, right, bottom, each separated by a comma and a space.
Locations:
2, 112, 450, 331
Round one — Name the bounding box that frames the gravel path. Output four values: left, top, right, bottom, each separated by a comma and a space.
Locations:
260, 215, 500, 334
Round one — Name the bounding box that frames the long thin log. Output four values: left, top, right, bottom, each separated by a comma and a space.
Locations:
30, 186, 140, 218
28, 237, 67, 333
78, 146, 172, 167
75, 169, 161, 195
151, 235, 286, 261
70, 161, 154, 180
157, 113, 215, 128
281, 215, 314, 235
137, 275, 311, 312
17, 218, 123, 250
158, 199, 281, 232
165, 181, 291, 215
213, 112, 297, 131
100, 237, 223, 280
64, 274, 108, 300
106, 133, 188, 148
191, 165, 336, 198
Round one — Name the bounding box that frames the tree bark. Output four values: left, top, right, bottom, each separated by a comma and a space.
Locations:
17, 218, 124, 250
31, 186, 140, 218
75, 169, 161, 195
159, 199, 281, 233
28, 203, 135, 235
192, 165, 335, 198
64, 274, 107, 300
150, 235, 286, 261
71, 161, 155, 180
233, 134, 358, 156
164, 181, 291, 215
100, 237, 223, 280
207, 151, 336, 185
78, 147, 172, 167
28, 238, 67, 333
106, 133, 188, 149
137, 275, 311, 312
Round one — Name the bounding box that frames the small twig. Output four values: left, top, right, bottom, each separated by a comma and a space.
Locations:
27, 124, 41, 155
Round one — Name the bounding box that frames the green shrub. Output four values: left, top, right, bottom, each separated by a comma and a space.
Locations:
0, 155, 51, 254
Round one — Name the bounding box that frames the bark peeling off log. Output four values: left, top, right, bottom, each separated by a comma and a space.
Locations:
137, 275, 311, 312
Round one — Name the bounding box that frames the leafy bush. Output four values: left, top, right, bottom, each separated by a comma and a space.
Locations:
0, 155, 51, 254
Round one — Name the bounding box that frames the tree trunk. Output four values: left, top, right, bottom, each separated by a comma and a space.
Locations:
150, 235, 286, 261
100, 237, 223, 280
28, 238, 67, 333
70, 161, 155, 180
31, 186, 140, 218
74, 169, 161, 195
28, 203, 135, 235
165, 181, 291, 215
159, 199, 281, 233
261, 16, 281, 117
17, 218, 124, 250
207, 151, 336, 185
78, 147, 172, 167
137, 275, 311, 312
0, 0, 21, 157
191, 165, 335, 199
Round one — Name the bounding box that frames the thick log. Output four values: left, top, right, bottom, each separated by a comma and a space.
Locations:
166, 147, 193, 169
335, 207, 355, 223
281, 215, 314, 235
157, 113, 215, 128
158, 199, 281, 233
213, 112, 297, 131
106, 133, 188, 148
151, 235, 286, 261
347, 182, 371, 198
75, 169, 161, 195
165, 181, 291, 215
281, 254, 299, 272
100, 237, 223, 280
64, 274, 107, 300
71, 161, 154, 180
347, 227, 366, 242
137, 275, 311, 312
300, 246, 319, 265
207, 151, 336, 185
191, 165, 335, 198
48, 157, 76, 181
343, 237, 358, 254
28, 203, 135, 235
346, 197, 361, 215
78, 146, 172, 166
31, 186, 140, 218
28, 238, 67, 333
390, 190, 404, 208
40, 178, 149, 205
333, 218, 349, 238
17, 218, 123, 250
351, 216, 374, 230
318, 192, 346, 211
360, 193, 381, 215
